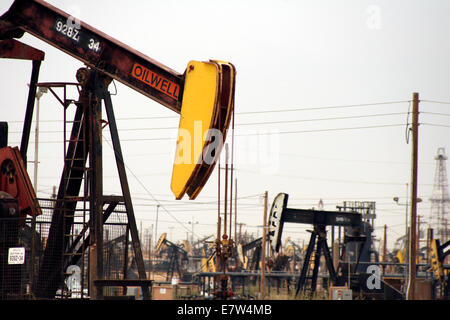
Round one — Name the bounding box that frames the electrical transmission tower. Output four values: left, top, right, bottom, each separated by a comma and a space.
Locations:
429, 147, 450, 243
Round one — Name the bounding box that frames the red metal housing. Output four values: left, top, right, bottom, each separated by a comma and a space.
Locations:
0, 146, 42, 218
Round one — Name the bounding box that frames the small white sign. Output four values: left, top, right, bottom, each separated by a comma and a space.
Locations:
8, 247, 25, 265
332, 288, 352, 300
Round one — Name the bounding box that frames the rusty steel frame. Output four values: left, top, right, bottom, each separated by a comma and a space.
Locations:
1, 0, 236, 300
1, 0, 237, 204
32, 71, 150, 299
0, 38, 45, 168
33, 84, 89, 299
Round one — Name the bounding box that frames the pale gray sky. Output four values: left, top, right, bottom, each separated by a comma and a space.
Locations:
1, 0, 450, 250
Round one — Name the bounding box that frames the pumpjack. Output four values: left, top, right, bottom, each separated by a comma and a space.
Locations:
0, 0, 235, 299
236, 236, 271, 271
155, 233, 188, 282
428, 238, 450, 298
268, 193, 403, 299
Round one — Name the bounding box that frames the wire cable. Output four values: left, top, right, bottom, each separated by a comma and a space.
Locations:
421, 111, 450, 117
102, 134, 202, 238
422, 123, 450, 129
420, 99, 450, 105
236, 123, 405, 136
236, 100, 410, 115
236, 112, 407, 127
6, 99, 410, 123
8, 111, 408, 135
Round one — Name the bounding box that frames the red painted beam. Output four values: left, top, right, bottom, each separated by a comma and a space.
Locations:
0, 39, 44, 61
1, 0, 183, 113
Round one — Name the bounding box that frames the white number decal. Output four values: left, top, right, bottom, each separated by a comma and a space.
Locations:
55, 19, 99, 52
88, 38, 101, 53
56, 20, 63, 32
55, 20, 80, 42
73, 29, 80, 41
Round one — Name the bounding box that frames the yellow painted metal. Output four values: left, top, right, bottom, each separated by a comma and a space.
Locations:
396, 248, 405, 264
155, 233, 167, 253
170, 60, 219, 199
170, 59, 236, 200
201, 248, 216, 272
428, 239, 444, 279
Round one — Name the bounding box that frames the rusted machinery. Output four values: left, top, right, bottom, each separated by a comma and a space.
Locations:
0, 0, 235, 300
155, 233, 188, 282
0, 191, 21, 299
236, 236, 270, 271
0, 143, 42, 298
268, 193, 364, 294
429, 238, 450, 298
267, 192, 405, 300
0, 147, 42, 221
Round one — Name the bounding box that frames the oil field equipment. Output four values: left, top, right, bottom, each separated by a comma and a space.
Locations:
236, 236, 272, 271
0, 0, 235, 300
155, 233, 188, 282
268, 193, 363, 294
268, 193, 403, 299
428, 238, 450, 297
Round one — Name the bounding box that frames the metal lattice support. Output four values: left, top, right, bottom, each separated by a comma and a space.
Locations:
429, 147, 450, 243
31, 199, 134, 299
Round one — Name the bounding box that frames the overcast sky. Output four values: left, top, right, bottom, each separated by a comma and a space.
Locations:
1, 0, 450, 251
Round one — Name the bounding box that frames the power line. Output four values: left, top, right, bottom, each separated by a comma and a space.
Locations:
421, 111, 450, 117
8, 98, 450, 129
131, 193, 262, 206
133, 204, 260, 212
235, 100, 410, 115
236, 124, 405, 136
422, 123, 450, 129
8, 123, 407, 145
420, 99, 450, 105
102, 135, 202, 238
5, 99, 410, 124
236, 112, 406, 126
236, 168, 408, 186
7, 111, 408, 134
276, 152, 435, 166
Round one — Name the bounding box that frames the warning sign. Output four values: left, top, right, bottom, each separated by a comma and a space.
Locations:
8, 247, 25, 265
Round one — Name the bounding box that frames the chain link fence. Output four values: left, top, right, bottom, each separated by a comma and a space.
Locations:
0, 197, 133, 299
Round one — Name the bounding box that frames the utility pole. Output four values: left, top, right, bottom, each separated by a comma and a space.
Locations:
33, 86, 47, 192
417, 216, 421, 257
217, 162, 221, 240
405, 183, 409, 269
237, 223, 245, 244
427, 228, 433, 264
407, 92, 419, 300
234, 179, 237, 242
383, 224, 387, 262
155, 204, 159, 249
261, 191, 268, 299
224, 144, 228, 239
188, 216, 198, 244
